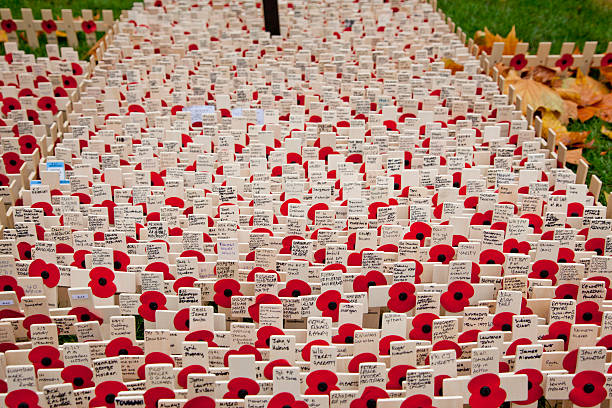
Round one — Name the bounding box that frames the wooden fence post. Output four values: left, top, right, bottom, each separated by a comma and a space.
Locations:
20, 8, 39, 48
41, 9, 57, 44
61, 9, 78, 47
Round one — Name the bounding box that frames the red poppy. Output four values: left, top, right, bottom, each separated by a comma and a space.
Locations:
263, 359, 292, 380
1, 19, 16, 33
510, 53, 528, 70
248, 293, 282, 322
54, 86, 68, 97
441, 281, 474, 312
267, 392, 308, 408
399, 394, 435, 408
18, 135, 38, 154
557, 247, 575, 263
491, 312, 515, 331
173, 307, 190, 330
82, 20, 97, 33
71, 62, 84, 75
404, 222, 432, 246
17, 241, 32, 260
89, 267, 117, 298
37, 96, 58, 114
213, 279, 242, 308
479, 249, 505, 265
468, 373, 506, 408
377, 334, 404, 355
113, 250, 130, 271
542, 321, 571, 350
428, 245, 455, 264
71, 250, 90, 269
576, 301, 602, 325
185, 329, 217, 345
505, 338, 532, 356
89, 381, 128, 407
514, 368, 543, 405
470, 210, 493, 226
32, 202, 54, 216
503, 238, 531, 255
5, 389, 42, 408
458, 329, 481, 343
555, 283, 578, 300
348, 352, 378, 373
28, 259, 60, 288
386, 364, 415, 389
68, 306, 103, 325
569, 370, 607, 407
41, 19, 57, 33
143, 387, 175, 408
3, 152, 24, 173
332, 323, 362, 344
105, 336, 143, 357
353, 270, 386, 292
29, 345, 64, 371
521, 213, 543, 233
173, 276, 197, 293
409, 313, 439, 341
278, 279, 311, 297
255, 325, 285, 348
224, 344, 262, 366
61, 364, 94, 389
1, 97, 21, 116
137, 352, 174, 379
0, 275, 24, 301
316, 290, 349, 322
224, 377, 260, 399
350, 386, 389, 408
585, 238, 605, 256
602, 53, 612, 67
528, 259, 559, 284
138, 291, 168, 322
305, 369, 340, 395
184, 396, 215, 408
556, 53, 574, 71
23, 314, 52, 338
177, 364, 207, 388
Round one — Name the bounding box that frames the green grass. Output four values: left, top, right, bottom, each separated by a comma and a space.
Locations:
438, 0, 612, 54
0, 0, 133, 58
438, 0, 612, 203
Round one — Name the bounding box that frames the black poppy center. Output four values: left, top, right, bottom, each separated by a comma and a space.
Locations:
559, 258, 567, 263
237, 389, 248, 398
399, 292, 408, 301
224, 289, 233, 297
41, 271, 50, 280
583, 312, 593, 321
45, 103, 52, 109
18, 403, 29, 408
394, 183, 400, 190
9, 159, 17, 166
479, 386, 491, 397
366, 399, 376, 408
328, 301, 337, 310
416, 232, 424, 240
528, 224, 535, 229
41, 357, 52, 366
98, 278, 107, 286
291, 289, 301, 297
404, 159, 410, 167
487, 260, 495, 264
583, 383, 595, 394
8, 105, 15, 111
64, 80, 70, 86
25, 142, 32, 149
540, 270, 549, 278
595, 248, 603, 255
118, 348, 129, 355
563, 294, 573, 300
149, 302, 158, 310
453, 182, 460, 188
3, 285, 13, 291
114, 260, 122, 269
345, 336, 354, 344
185, 319, 190, 328
73, 377, 84, 386
105, 394, 116, 404
317, 382, 328, 392
282, 405, 291, 408
527, 381, 532, 390
482, 220, 491, 225
398, 376, 405, 386
437, 254, 446, 262
570, 212, 579, 217
453, 292, 463, 300
24, 250, 31, 259
81, 313, 90, 321
502, 324, 511, 331
556, 334, 567, 342
80, 261, 86, 268
367, 281, 376, 287
422, 324, 431, 334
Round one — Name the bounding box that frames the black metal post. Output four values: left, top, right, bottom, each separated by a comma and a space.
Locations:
262, 0, 280, 36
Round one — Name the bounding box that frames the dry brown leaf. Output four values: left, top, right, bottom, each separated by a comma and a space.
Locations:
578, 106, 599, 122
0, 30, 7, 43
593, 94, 612, 122
443, 58, 464, 75
601, 125, 612, 141
503, 26, 519, 55
513, 79, 565, 115
555, 88, 582, 104
529, 65, 557, 85
560, 99, 578, 124
541, 110, 590, 147
502, 68, 522, 94
557, 69, 609, 107
601, 150, 608, 156
600, 66, 612, 83
566, 148, 585, 165
474, 26, 519, 55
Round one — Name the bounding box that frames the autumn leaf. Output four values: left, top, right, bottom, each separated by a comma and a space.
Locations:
443, 58, 464, 75
502, 26, 519, 55
577, 106, 599, 122
556, 69, 609, 107
541, 109, 590, 147
601, 125, 612, 141
0, 30, 7, 43
559, 99, 578, 124
513, 79, 565, 115
474, 26, 519, 55
593, 94, 612, 122
600, 66, 612, 84
56, 30, 67, 38
566, 148, 586, 165
528, 65, 557, 85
